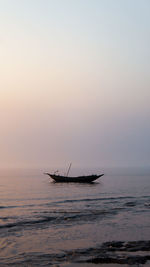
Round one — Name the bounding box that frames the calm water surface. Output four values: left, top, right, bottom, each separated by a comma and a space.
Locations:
0, 168, 150, 266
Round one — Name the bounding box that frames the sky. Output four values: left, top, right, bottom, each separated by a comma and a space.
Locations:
0, 0, 150, 169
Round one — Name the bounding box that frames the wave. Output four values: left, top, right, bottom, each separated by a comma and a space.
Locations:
0, 208, 120, 230
124, 201, 137, 207
0, 205, 18, 209
0, 204, 38, 209
1, 195, 149, 210
54, 196, 136, 204
0, 216, 55, 229
0, 240, 150, 266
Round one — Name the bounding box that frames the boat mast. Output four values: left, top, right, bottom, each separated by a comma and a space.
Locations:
66, 163, 72, 177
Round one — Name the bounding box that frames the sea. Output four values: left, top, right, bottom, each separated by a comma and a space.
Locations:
0, 167, 150, 266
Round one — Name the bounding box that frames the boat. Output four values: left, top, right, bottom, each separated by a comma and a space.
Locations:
44, 173, 104, 183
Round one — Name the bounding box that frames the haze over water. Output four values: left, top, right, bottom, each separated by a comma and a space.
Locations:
0, 0, 150, 169
0, 0, 150, 266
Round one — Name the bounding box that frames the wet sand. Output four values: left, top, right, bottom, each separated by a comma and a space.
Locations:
62, 263, 150, 267
60, 241, 150, 266
62, 263, 124, 267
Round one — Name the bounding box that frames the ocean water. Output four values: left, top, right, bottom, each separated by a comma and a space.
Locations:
0, 168, 150, 266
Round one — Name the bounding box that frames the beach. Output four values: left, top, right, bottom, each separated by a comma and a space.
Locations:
0, 168, 150, 266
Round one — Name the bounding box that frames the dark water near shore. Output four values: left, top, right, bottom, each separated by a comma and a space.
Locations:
0, 168, 150, 266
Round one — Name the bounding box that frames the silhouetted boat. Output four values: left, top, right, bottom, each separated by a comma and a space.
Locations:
44, 173, 104, 183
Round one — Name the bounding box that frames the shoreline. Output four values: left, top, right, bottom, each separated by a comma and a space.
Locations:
58, 240, 150, 266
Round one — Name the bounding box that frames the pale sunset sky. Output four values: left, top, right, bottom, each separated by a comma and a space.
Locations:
0, 0, 150, 169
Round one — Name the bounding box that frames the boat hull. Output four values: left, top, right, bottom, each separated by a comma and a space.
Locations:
44, 173, 104, 183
